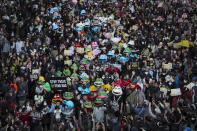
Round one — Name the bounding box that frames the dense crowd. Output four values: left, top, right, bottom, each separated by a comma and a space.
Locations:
0, 0, 197, 131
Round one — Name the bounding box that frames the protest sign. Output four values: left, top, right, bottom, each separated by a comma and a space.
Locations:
170, 88, 181, 96
64, 50, 74, 56
47, 77, 67, 91
76, 48, 84, 54
30, 69, 39, 80
64, 60, 72, 65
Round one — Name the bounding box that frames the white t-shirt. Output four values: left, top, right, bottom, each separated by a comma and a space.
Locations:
54, 109, 61, 119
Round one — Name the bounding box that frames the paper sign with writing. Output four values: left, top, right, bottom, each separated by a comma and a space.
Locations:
64, 50, 74, 56
76, 48, 84, 54
47, 77, 67, 91
64, 60, 72, 65
163, 63, 172, 70
170, 88, 181, 96
30, 69, 39, 79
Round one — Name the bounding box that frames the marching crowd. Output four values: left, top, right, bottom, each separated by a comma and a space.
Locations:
0, 0, 197, 131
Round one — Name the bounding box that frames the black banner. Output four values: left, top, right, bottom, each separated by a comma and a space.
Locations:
47, 77, 67, 90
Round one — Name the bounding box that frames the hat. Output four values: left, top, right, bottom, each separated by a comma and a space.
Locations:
101, 84, 113, 91
80, 58, 90, 65
94, 98, 104, 106
107, 50, 115, 58
78, 86, 91, 95
89, 85, 98, 92
63, 100, 74, 109
99, 54, 108, 61
80, 77, 90, 84
113, 68, 119, 73
97, 91, 108, 100
106, 67, 111, 73
94, 78, 104, 87
67, 79, 72, 87
56, 71, 62, 77
135, 84, 140, 89
80, 10, 86, 15
43, 82, 51, 92
70, 73, 78, 81
123, 48, 131, 54
74, 43, 82, 48
63, 92, 74, 100
63, 69, 71, 76
39, 76, 45, 82
114, 79, 124, 87
71, 63, 78, 72
91, 42, 98, 47
112, 86, 123, 96
52, 94, 63, 103
84, 101, 93, 109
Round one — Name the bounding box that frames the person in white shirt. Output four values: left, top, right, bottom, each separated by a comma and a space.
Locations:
54, 107, 62, 122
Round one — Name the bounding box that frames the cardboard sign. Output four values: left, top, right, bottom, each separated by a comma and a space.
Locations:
47, 77, 67, 91
76, 48, 84, 54
64, 50, 74, 56
170, 88, 181, 96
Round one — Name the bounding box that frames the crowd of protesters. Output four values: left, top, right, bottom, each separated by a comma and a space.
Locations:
1, 0, 197, 131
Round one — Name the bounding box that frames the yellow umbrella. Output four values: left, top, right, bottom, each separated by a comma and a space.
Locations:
178, 40, 194, 47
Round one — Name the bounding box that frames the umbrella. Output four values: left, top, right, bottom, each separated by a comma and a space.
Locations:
178, 40, 194, 47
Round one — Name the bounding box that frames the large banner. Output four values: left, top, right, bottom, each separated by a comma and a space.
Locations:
47, 77, 67, 91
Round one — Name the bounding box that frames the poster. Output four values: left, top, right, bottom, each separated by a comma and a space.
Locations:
48, 77, 67, 91
64, 60, 72, 65
163, 63, 172, 70
76, 48, 84, 54
170, 88, 181, 96
30, 69, 39, 80
131, 62, 139, 69
142, 49, 150, 56
64, 50, 74, 56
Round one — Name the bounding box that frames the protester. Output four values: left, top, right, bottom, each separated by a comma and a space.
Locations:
0, 0, 197, 130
